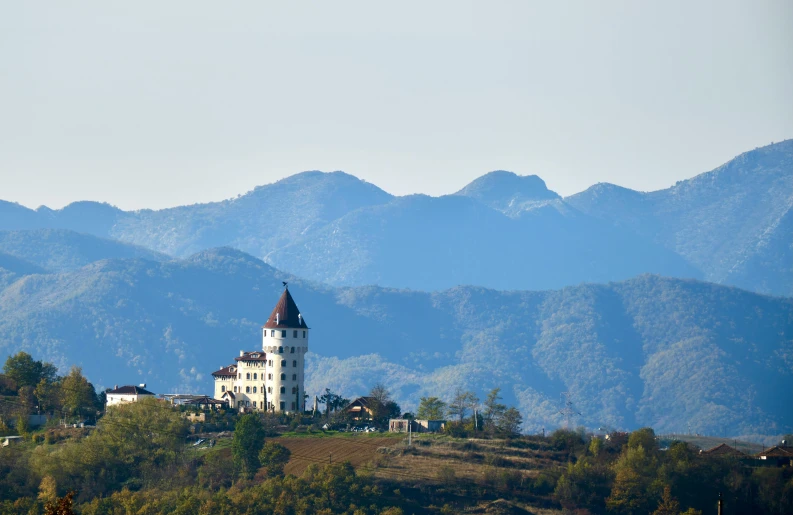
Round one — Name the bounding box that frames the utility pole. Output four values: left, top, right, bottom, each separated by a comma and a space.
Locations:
717, 492, 723, 515
558, 392, 580, 429
408, 419, 412, 446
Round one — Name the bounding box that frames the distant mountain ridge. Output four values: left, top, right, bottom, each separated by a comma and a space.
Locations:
0, 247, 789, 438
0, 140, 790, 294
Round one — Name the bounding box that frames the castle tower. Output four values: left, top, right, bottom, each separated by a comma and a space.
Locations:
262, 284, 308, 413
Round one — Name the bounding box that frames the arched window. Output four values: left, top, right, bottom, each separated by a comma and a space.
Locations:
292, 374, 297, 381
290, 346, 295, 353
253, 373, 257, 380
245, 386, 250, 393
293, 330, 297, 338
303, 331, 306, 338
281, 330, 286, 338
246, 373, 250, 380
253, 386, 257, 393
278, 346, 283, 353
291, 387, 297, 394
281, 360, 286, 367
271, 330, 275, 337
268, 360, 273, 366
221, 385, 226, 392
280, 373, 286, 380
238, 373, 241, 379
267, 387, 272, 393
253, 401, 257, 408
268, 373, 272, 380
292, 360, 297, 367
280, 387, 285, 394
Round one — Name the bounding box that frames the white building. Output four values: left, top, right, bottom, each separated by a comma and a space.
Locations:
212, 285, 309, 413
105, 384, 156, 407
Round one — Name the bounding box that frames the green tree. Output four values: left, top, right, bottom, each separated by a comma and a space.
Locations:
606, 444, 659, 513
483, 388, 507, 431
232, 414, 266, 478
3, 351, 57, 389
416, 396, 447, 420
258, 441, 291, 477
448, 388, 478, 423
60, 367, 96, 419
34, 378, 62, 414
498, 407, 523, 436
628, 427, 658, 452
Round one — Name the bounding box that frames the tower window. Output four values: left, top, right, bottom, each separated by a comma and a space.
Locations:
278, 346, 283, 353
303, 330, 306, 338
292, 387, 297, 394
290, 346, 295, 354
268, 387, 272, 393
268, 373, 272, 380
280, 373, 286, 380
280, 387, 285, 394
268, 360, 273, 366
291, 402, 296, 410
246, 373, 250, 380
253, 373, 257, 380
221, 385, 226, 392
281, 360, 286, 367
281, 330, 286, 338
253, 386, 257, 393
280, 401, 285, 411
292, 374, 297, 380
253, 401, 257, 408
246, 386, 250, 393
293, 330, 297, 338
292, 360, 297, 367
270, 330, 274, 337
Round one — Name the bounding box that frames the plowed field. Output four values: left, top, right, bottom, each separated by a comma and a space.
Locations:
275, 435, 402, 476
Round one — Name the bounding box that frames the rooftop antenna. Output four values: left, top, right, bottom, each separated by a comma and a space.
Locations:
558, 392, 581, 429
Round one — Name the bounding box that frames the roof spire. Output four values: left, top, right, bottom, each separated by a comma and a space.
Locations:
282, 281, 288, 290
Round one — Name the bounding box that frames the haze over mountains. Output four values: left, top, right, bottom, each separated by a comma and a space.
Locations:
1, 140, 791, 295
0, 247, 790, 438
0, 140, 791, 438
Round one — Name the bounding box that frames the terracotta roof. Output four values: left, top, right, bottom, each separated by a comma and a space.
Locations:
212, 365, 237, 377
106, 385, 155, 396
235, 351, 267, 362
263, 287, 308, 329
701, 443, 747, 457
757, 446, 793, 458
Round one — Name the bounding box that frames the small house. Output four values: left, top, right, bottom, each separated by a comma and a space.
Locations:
756, 446, 793, 467
106, 384, 156, 407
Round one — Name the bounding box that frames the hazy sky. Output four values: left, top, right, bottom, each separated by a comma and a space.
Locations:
1, 1, 791, 210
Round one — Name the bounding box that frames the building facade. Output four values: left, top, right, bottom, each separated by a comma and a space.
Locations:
105, 385, 156, 407
212, 286, 309, 413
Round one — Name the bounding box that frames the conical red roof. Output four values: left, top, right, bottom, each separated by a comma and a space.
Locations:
263, 287, 308, 329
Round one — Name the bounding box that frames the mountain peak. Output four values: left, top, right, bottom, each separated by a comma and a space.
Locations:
454, 171, 560, 212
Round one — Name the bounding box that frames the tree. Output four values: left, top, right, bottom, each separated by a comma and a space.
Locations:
44, 491, 76, 515
3, 352, 57, 389
369, 383, 390, 404
258, 442, 291, 477
628, 427, 658, 452
232, 414, 266, 478
60, 367, 96, 419
653, 485, 681, 515
34, 378, 62, 414
498, 407, 523, 436
483, 388, 507, 431
448, 388, 479, 423
416, 397, 447, 420
319, 388, 348, 420
367, 384, 400, 426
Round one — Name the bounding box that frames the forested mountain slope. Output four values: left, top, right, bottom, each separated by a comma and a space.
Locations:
0, 248, 789, 437
0, 228, 171, 272
565, 140, 793, 295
